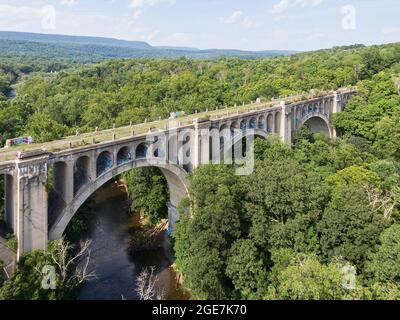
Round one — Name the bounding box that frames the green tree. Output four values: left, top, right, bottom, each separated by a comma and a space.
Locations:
266, 251, 352, 300
367, 224, 400, 283
123, 168, 169, 225
226, 239, 269, 299
173, 165, 244, 299
24, 112, 68, 143
326, 165, 381, 189
318, 185, 387, 271
245, 157, 328, 248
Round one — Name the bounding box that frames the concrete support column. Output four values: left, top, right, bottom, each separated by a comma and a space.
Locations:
200, 129, 210, 166
272, 112, 276, 134
331, 91, 340, 138
332, 91, 339, 114
5, 172, 18, 232
280, 101, 288, 143
90, 150, 97, 182
163, 132, 169, 163
286, 110, 292, 144
112, 147, 118, 169
192, 125, 201, 170
64, 160, 74, 204
168, 129, 178, 165
210, 128, 221, 164
16, 158, 49, 258
167, 202, 179, 235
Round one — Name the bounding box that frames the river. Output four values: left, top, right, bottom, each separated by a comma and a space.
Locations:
77, 179, 190, 300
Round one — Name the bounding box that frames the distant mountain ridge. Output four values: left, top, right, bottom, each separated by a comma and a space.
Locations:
0, 31, 152, 49
0, 31, 297, 60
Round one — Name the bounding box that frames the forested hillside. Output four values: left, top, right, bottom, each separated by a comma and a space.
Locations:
1, 42, 400, 300
1, 42, 398, 144
0, 32, 295, 63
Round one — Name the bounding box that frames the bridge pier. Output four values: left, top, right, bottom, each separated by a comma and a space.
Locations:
4, 173, 17, 232
167, 202, 179, 235
14, 156, 49, 257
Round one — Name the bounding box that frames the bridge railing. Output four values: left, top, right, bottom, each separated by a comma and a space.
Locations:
0, 87, 357, 162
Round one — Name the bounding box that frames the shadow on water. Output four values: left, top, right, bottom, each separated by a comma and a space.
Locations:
77, 179, 190, 300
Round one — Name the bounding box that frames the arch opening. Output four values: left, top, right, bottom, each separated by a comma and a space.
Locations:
96, 151, 113, 177
117, 147, 132, 165
240, 119, 247, 132
74, 156, 90, 195
230, 121, 239, 136
135, 143, 148, 159
258, 116, 266, 130
302, 116, 331, 138
249, 118, 257, 129
48, 161, 68, 226
49, 160, 190, 241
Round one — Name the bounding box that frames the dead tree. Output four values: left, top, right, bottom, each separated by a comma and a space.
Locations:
135, 266, 165, 300
49, 237, 96, 286
364, 184, 399, 220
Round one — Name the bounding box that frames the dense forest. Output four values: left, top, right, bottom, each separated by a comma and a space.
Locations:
0, 32, 295, 63
0, 41, 400, 299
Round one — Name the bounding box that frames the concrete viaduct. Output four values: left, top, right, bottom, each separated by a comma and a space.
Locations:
0, 89, 356, 258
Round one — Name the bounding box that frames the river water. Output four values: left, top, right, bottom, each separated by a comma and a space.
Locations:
77, 180, 190, 300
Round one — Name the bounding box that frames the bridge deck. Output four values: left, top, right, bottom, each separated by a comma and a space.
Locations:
0, 88, 356, 162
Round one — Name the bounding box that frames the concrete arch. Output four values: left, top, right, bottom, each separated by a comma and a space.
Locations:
258, 116, 266, 130
222, 128, 268, 161
135, 142, 149, 159
96, 151, 113, 177
230, 121, 239, 136
74, 156, 91, 195
240, 119, 247, 131
300, 113, 332, 138
249, 117, 257, 129
53, 161, 68, 200
302, 105, 307, 117
49, 159, 190, 240
230, 128, 269, 150
117, 146, 132, 165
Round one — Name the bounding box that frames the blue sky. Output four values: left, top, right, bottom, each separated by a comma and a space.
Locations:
0, 0, 399, 51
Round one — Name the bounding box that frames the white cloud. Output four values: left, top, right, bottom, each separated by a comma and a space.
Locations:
130, 0, 176, 9
221, 11, 263, 28
382, 27, 400, 34
60, 0, 79, 6
270, 0, 324, 14
132, 9, 143, 21
146, 29, 160, 41
307, 32, 325, 40
164, 32, 194, 43
0, 4, 43, 31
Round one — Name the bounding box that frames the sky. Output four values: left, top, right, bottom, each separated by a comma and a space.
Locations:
0, 0, 399, 51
